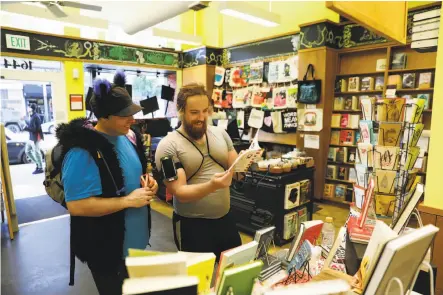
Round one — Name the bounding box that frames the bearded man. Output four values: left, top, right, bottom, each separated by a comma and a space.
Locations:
155, 83, 241, 260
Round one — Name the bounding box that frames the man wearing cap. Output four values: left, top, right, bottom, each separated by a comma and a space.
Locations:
23, 103, 44, 174
57, 70, 158, 295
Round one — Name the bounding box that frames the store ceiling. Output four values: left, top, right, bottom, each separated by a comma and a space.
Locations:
1, 1, 192, 32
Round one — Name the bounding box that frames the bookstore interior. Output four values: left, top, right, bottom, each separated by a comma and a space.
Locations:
1, 1, 443, 295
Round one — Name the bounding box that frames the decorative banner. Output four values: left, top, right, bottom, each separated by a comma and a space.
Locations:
1, 28, 180, 67
182, 47, 223, 68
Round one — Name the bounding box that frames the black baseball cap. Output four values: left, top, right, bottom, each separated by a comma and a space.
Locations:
91, 71, 143, 118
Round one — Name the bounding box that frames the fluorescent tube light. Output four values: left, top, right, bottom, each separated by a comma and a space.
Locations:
218, 2, 280, 27
151, 27, 202, 46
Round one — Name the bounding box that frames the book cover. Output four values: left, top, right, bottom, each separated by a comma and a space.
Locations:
326, 165, 338, 179
181, 252, 216, 294
352, 95, 360, 110
375, 194, 396, 216
418, 72, 432, 89
299, 180, 310, 204
330, 131, 340, 145
324, 183, 336, 198
359, 120, 374, 144
344, 97, 353, 110
347, 149, 357, 163
357, 143, 373, 168
217, 260, 263, 295
286, 220, 324, 261
340, 114, 349, 128
376, 59, 386, 71
374, 146, 400, 170
335, 78, 348, 92
328, 147, 338, 161
284, 211, 298, 240
249, 62, 264, 84
335, 184, 347, 199
361, 77, 374, 91
416, 93, 431, 109
331, 114, 341, 128
375, 76, 384, 90
391, 53, 407, 70
337, 166, 348, 180
375, 169, 397, 194
348, 168, 357, 183
348, 77, 360, 92
336, 147, 348, 163
293, 240, 313, 270
349, 114, 360, 129
402, 73, 415, 89
355, 164, 369, 188
387, 74, 402, 88
339, 130, 355, 146
378, 122, 402, 146
347, 215, 375, 244
125, 253, 187, 278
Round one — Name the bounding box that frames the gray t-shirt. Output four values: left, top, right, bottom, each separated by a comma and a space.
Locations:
155, 126, 234, 219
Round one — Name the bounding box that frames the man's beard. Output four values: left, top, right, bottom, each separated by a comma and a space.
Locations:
183, 119, 207, 140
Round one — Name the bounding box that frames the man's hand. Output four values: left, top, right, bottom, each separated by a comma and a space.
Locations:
148, 176, 159, 195
124, 187, 154, 208
211, 170, 235, 190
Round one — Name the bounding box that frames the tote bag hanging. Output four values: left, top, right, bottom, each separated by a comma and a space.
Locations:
297, 64, 321, 104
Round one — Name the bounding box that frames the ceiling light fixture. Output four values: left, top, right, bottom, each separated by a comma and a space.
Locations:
151, 27, 202, 46
218, 1, 280, 27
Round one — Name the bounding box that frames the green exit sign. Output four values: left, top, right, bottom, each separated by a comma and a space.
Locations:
5, 34, 30, 51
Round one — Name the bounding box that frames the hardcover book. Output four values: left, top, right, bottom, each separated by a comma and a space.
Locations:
391, 53, 407, 70
402, 73, 415, 89
361, 77, 374, 91
375, 76, 384, 90
418, 72, 432, 89
348, 77, 360, 92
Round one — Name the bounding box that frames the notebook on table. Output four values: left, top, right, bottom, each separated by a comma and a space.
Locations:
122, 276, 198, 295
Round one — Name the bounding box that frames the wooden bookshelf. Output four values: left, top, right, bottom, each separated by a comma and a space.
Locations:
336, 71, 383, 77
331, 127, 359, 130
323, 196, 351, 206
325, 178, 356, 184
395, 88, 434, 93
330, 144, 358, 148
388, 67, 435, 73
335, 91, 383, 95
328, 161, 355, 166
333, 110, 361, 114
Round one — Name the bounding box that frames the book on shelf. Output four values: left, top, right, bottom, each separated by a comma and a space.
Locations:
339, 130, 355, 146
284, 211, 299, 240
324, 183, 336, 198
348, 167, 357, 183
326, 165, 338, 179
391, 52, 407, 70
357, 143, 374, 168
344, 97, 353, 110
374, 146, 400, 170
361, 77, 374, 91
348, 77, 360, 92
418, 72, 432, 89
413, 7, 441, 21
375, 76, 384, 90
217, 260, 264, 295
348, 114, 360, 129
402, 73, 415, 89
215, 241, 259, 290
122, 276, 199, 295
335, 184, 347, 199
351, 95, 360, 110
328, 147, 338, 161
376, 98, 405, 122
340, 114, 349, 128
387, 74, 402, 88
412, 38, 438, 49
331, 114, 341, 128
299, 180, 310, 204
364, 224, 439, 295
333, 97, 345, 110
336, 147, 348, 163
336, 78, 348, 92
416, 93, 431, 109
375, 169, 397, 194
375, 194, 396, 217
359, 120, 375, 144
377, 122, 402, 147
347, 149, 357, 163
412, 29, 440, 41
376, 58, 386, 72
330, 131, 340, 145
286, 220, 324, 261
337, 166, 348, 181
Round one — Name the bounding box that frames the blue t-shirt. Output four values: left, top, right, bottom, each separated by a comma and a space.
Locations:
62, 134, 149, 257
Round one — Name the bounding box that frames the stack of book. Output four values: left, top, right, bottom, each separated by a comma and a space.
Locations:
411, 7, 440, 50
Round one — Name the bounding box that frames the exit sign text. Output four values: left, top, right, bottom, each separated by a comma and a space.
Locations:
5, 34, 30, 51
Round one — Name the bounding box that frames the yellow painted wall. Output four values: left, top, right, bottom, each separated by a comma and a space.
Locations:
64, 61, 85, 121
424, 5, 443, 210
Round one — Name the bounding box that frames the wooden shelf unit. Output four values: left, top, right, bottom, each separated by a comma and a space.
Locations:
328, 161, 356, 166
335, 91, 383, 95
323, 196, 351, 206
330, 144, 358, 148
333, 110, 361, 114
395, 88, 434, 93
388, 67, 435, 73
325, 178, 356, 185
331, 127, 359, 130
